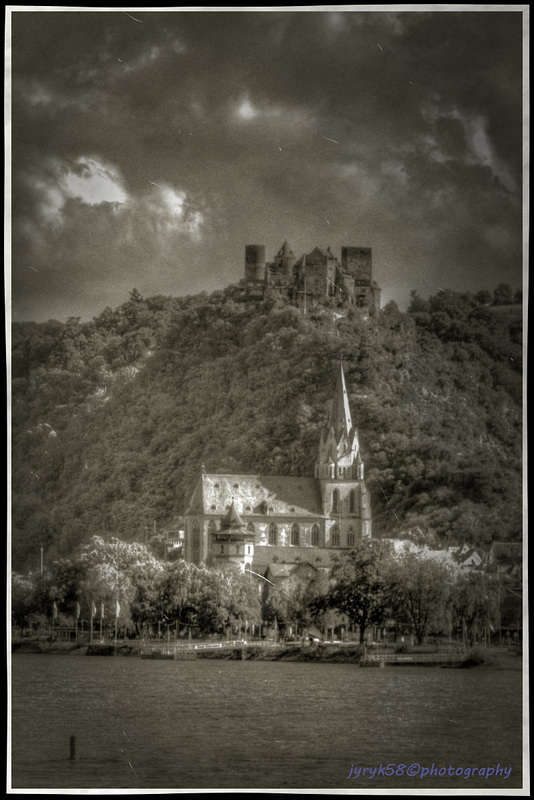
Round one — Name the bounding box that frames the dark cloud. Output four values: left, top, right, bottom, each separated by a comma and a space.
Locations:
8, 8, 525, 322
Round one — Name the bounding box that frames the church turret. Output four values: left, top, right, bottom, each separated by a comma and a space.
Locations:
221, 499, 246, 530
213, 499, 254, 572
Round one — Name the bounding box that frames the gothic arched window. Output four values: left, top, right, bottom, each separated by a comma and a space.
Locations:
347, 527, 355, 548
268, 523, 278, 546
331, 525, 340, 547
332, 489, 340, 513
291, 524, 300, 546
311, 524, 320, 547
349, 490, 355, 514
191, 519, 200, 564
247, 521, 256, 534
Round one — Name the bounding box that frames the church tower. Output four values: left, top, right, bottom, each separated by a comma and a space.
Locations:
315, 365, 372, 545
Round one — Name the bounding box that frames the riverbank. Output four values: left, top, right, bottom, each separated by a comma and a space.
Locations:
11, 639, 522, 669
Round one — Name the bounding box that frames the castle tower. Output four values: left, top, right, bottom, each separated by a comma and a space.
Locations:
273, 240, 296, 281
341, 246, 372, 280
340, 246, 380, 313
245, 244, 266, 283
315, 365, 372, 543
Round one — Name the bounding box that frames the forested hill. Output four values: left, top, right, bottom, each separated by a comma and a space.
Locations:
11, 285, 523, 571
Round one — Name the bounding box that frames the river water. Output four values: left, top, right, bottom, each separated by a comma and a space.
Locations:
10, 655, 524, 791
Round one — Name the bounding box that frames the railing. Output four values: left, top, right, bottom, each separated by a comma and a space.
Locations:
140, 639, 288, 655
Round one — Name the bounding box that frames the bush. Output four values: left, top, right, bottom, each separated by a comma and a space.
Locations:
460, 646, 493, 668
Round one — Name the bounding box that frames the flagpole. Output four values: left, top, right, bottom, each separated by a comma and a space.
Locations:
114, 599, 119, 645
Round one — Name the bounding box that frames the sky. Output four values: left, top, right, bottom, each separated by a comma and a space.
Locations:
7, 6, 528, 323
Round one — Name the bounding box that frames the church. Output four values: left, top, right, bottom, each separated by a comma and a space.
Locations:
183, 365, 372, 578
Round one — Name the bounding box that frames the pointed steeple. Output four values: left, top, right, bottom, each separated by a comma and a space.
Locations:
277, 240, 293, 257
315, 364, 362, 479
328, 363, 353, 441
221, 499, 245, 530
273, 240, 296, 279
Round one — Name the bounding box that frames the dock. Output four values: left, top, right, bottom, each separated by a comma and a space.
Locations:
360, 652, 466, 667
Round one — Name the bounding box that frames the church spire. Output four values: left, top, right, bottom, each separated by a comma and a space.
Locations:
315, 364, 361, 479
328, 363, 353, 441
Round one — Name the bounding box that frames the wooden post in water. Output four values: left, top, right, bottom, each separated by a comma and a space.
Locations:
70, 735, 77, 761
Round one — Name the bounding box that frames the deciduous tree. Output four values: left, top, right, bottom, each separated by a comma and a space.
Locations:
387, 552, 451, 644
326, 539, 392, 643
450, 572, 503, 646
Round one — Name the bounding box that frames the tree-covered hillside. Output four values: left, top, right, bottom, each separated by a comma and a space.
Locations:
11, 286, 523, 571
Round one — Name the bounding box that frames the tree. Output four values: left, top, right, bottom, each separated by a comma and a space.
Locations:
11, 574, 38, 636
387, 552, 451, 644
407, 290, 430, 313
475, 290, 493, 306
493, 283, 513, 306
262, 579, 314, 638
216, 566, 261, 633
450, 572, 503, 646
31, 571, 57, 619
158, 560, 207, 634
262, 584, 292, 634
326, 539, 393, 643
56, 536, 162, 630
129, 559, 167, 633
50, 557, 89, 613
